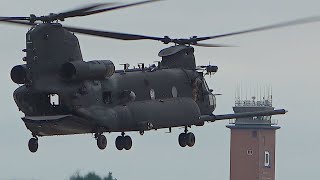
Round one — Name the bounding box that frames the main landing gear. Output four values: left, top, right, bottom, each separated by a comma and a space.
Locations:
28, 137, 38, 153
95, 132, 132, 151
115, 132, 132, 151
178, 127, 196, 147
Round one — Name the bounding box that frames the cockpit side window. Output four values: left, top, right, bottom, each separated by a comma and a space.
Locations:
203, 80, 210, 93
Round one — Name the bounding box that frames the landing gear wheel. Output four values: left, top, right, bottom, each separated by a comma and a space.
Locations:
28, 138, 38, 153
96, 134, 107, 150
178, 133, 187, 147
115, 136, 124, 150
123, 135, 132, 150
186, 132, 196, 147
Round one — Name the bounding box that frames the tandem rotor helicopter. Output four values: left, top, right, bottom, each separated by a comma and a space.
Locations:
2, 0, 319, 153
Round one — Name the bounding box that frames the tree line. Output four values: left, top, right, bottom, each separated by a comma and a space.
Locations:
70, 171, 117, 180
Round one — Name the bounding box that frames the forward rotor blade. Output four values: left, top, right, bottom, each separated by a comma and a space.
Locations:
194, 42, 235, 47
196, 15, 320, 42
64, 25, 163, 41
78, 0, 162, 17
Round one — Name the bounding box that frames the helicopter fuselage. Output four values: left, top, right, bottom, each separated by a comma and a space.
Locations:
14, 68, 216, 136
11, 23, 216, 136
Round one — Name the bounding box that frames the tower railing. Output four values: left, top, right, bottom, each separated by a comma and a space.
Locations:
228, 118, 278, 125
235, 99, 272, 107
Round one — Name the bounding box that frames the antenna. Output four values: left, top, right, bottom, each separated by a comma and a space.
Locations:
259, 85, 262, 101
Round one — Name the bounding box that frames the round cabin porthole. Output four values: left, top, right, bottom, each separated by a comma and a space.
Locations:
172, 86, 178, 97
150, 89, 155, 100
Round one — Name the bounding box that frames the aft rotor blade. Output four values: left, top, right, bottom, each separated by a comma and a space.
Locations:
77, 0, 162, 17
194, 42, 235, 47
58, 3, 116, 19
0, 4, 116, 23
1, 20, 164, 41
0, 20, 35, 26
0, 16, 30, 22
196, 15, 320, 42
65, 25, 163, 41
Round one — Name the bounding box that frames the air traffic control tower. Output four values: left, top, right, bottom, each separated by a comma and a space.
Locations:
226, 94, 280, 180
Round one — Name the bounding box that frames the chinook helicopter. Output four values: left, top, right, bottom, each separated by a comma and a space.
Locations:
3, 0, 320, 153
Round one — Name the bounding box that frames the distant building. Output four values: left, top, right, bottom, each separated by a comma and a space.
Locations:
227, 95, 280, 180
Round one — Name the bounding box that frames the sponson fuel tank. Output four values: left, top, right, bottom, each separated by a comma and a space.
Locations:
71, 97, 202, 132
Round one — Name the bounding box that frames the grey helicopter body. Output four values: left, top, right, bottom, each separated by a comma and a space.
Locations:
6, 0, 320, 153
13, 23, 213, 135
12, 23, 218, 152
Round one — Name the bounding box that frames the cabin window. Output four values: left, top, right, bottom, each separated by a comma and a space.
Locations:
150, 89, 156, 100
50, 94, 59, 106
172, 86, 178, 97
103, 91, 112, 104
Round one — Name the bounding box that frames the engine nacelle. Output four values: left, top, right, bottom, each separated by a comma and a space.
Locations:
60, 60, 115, 81
11, 64, 27, 84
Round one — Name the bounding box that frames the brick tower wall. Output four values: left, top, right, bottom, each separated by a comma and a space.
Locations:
229, 128, 277, 180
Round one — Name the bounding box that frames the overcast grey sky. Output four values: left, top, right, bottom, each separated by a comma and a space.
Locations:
1, 0, 320, 179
